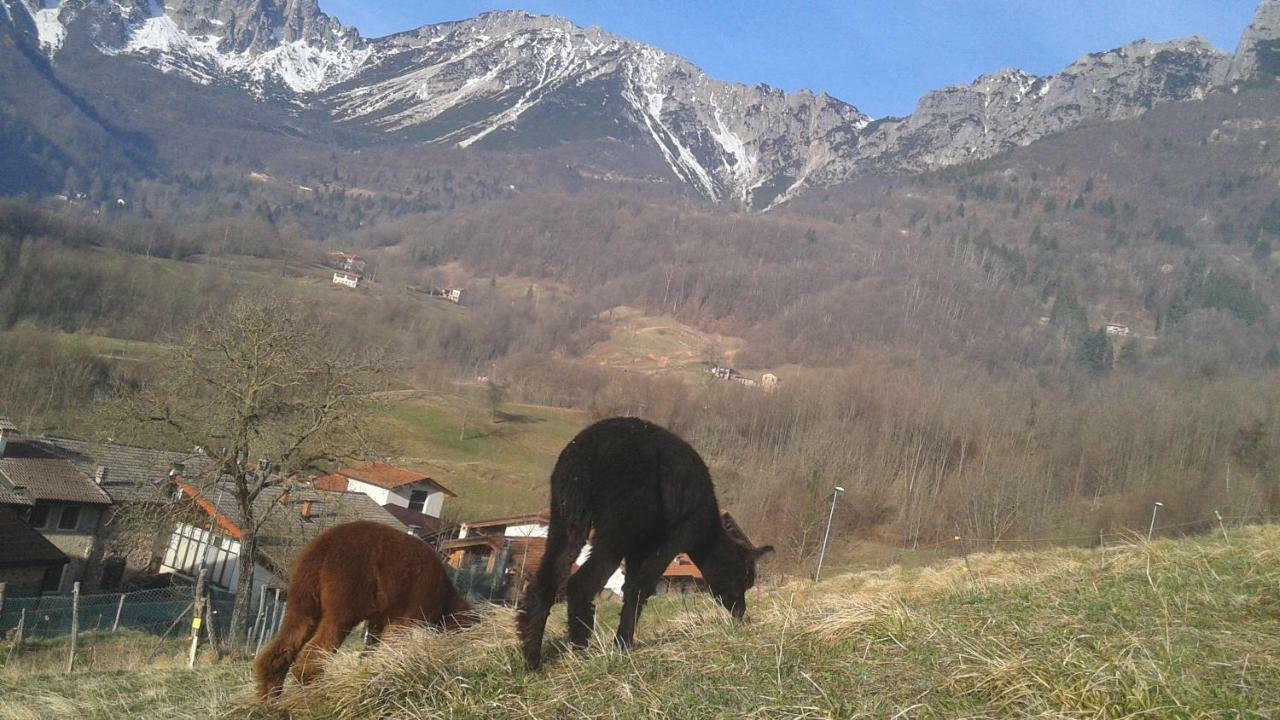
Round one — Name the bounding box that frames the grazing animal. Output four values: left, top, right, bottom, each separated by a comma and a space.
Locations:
254, 520, 475, 701
516, 416, 773, 669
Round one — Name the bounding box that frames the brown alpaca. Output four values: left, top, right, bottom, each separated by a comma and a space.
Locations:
254, 520, 475, 701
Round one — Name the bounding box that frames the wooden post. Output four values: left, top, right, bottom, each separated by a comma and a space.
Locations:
274, 600, 287, 637
14, 608, 25, 647
66, 581, 80, 674
0, 582, 7, 617
954, 523, 974, 580
111, 593, 126, 633
189, 569, 207, 669
1215, 510, 1231, 546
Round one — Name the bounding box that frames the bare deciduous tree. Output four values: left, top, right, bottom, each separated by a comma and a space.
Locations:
114, 297, 386, 645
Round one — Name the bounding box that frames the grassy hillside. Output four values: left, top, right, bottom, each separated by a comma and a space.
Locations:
6, 526, 1277, 719
372, 391, 586, 519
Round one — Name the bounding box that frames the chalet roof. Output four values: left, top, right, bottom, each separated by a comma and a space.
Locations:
0, 508, 69, 568
332, 462, 456, 496
0, 441, 112, 506
178, 480, 409, 576
38, 437, 214, 504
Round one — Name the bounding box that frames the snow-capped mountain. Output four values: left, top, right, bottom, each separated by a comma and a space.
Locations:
5, 0, 1280, 208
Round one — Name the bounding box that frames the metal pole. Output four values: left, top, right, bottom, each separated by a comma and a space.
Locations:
111, 593, 125, 633
66, 581, 80, 673
813, 487, 845, 582
1147, 501, 1164, 541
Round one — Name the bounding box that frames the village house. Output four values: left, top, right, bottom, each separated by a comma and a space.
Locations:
41, 437, 212, 591
0, 421, 112, 594
332, 270, 361, 288
160, 481, 408, 598
0, 503, 68, 596
1104, 323, 1131, 337
314, 462, 455, 541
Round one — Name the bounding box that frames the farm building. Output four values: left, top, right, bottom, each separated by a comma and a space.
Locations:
332, 270, 361, 288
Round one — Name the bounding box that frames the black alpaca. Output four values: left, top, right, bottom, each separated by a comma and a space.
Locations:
516, 416, 773, 670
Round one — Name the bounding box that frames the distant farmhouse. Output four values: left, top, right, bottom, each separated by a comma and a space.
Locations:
1104, 323, 1131, 337
708, 365, 775, 390
328, 252, 366, 288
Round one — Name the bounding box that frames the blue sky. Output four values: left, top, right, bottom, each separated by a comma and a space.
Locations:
320, 1, 1261, 118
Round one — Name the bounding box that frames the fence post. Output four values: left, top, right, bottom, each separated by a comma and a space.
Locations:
189, 569, 207, 669
0, 582, 6, 617
14, 608, 24, 647
111, 593, 125, 633
66, 581, 80, 674
274, 601, 286, 637
1215, 510, 1231, 546
954, 522, 975, 580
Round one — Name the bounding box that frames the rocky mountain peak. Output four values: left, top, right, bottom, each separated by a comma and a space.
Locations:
1229, 0, 1280, 82
162, 0, 359, 54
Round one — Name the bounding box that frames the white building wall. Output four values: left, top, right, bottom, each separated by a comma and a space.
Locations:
503, 523, 549, 538
423, 491, 445, 518
345, 478, 393, 506
161, 523, 283, 602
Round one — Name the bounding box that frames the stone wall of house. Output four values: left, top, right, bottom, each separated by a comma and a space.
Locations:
84, 506, 174, 592
0, 565, 54, 598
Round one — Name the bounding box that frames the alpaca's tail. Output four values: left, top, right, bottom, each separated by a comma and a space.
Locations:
254, 608, 319, 702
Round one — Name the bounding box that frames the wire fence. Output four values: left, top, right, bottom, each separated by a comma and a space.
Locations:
0, 586, 235, 641
1, 510, 1260, 671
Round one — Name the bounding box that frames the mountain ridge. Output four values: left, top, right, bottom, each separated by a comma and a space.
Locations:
4, 0, 1280, 208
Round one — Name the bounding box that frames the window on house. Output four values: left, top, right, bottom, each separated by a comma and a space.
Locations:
27, 504, 50, 528
57, 505, 81, 531
408, 490, 430, 513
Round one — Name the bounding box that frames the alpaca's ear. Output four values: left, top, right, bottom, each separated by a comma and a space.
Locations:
752, 545, 775, 560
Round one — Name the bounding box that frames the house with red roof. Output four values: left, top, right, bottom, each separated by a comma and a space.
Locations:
314, 462, 456, 540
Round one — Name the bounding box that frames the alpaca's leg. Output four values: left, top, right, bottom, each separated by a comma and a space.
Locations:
565, 546, 621, 648
614, 544, 679, 650
254, 610, 319, 702
290, 619, 352, 685
516, 522, 587, 670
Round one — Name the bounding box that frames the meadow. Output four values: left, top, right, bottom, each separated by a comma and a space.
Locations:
3, 526, 1276, 719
